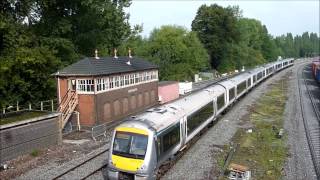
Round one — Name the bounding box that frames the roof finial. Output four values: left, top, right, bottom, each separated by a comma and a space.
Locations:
126, 48, 132, 65
128, 48, 132, 58
114, 48, 118, 59
94, 49, 99, 59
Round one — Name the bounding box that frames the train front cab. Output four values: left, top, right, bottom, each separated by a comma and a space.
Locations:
108, 126, 157, 180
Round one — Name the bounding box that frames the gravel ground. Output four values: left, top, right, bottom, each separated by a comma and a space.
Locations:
284, 62, 318, 180
16, 145, 109, 180
162, 63, 307, 180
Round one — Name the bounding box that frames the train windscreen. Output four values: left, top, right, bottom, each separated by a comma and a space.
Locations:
113, 132, 148, 159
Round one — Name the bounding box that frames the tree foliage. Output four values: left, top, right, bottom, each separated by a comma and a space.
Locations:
0, 0, 132, 107
275, 32, 320, 58
191, 3, 319, 73
130, 25, 209, 81
191, 4, 240, 70
1, 1, 319, 108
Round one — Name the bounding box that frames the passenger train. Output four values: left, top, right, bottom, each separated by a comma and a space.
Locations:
107, 58, 294, 180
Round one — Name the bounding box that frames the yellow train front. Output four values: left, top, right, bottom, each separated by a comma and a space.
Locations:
107, 121, 158, 180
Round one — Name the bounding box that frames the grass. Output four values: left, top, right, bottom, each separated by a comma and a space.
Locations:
0, 111, 49, 126
228, 78, 289, 180
30, 149, 40, 157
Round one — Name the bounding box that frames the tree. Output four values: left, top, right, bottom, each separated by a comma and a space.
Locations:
32, 0, 131, 58
0, 0, 133, 107
139, 25, 209, 81
274, 32, 320, 58
191, 4, 240, 70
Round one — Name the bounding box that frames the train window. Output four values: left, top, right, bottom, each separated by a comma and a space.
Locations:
263, 71, 265, 77
158, 123, 180, 157
257, 72, 263, 80
247, 78, 251, 87
237, 81, 246, 95
187, 102, 213, 135
113, 132, 148, 159
229, 88, 235, 101
217, 94, 225, 110
253, 75, 257, 83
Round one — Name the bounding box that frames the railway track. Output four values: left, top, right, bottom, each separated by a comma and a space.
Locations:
297, 64, 320, 178
52, 149, 109, 180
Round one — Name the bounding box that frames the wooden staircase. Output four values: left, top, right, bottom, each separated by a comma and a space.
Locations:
58, 90, 78, 129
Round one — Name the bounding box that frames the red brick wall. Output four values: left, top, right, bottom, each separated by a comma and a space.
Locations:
58, 78, 68, 103
95, 81, 158, 124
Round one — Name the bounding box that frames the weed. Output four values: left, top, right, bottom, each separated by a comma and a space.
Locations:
30, 149, 39, 157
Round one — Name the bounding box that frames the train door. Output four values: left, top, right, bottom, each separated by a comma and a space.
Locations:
213, 97, 218, 117
180, 116, 187, 146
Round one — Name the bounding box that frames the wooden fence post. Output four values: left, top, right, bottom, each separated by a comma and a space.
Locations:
16, 101, 19, 111
40, 101, 43, 111
2, 108, 5, 114
29, 103, 32, 110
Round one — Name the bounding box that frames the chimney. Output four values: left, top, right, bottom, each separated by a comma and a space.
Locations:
95, 49, 99, 59
127, 48, 132, 65
114, 48, 118, 59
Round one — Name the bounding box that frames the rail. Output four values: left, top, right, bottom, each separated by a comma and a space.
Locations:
52, 148, 109, 180
297, 64, 320, 178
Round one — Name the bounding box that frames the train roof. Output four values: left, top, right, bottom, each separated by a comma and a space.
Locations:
131, 84, 225, 132
117, 58, 294, 134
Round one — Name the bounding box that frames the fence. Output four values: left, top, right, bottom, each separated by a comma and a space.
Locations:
91, 123, 107, 141
1, 99, 58, 115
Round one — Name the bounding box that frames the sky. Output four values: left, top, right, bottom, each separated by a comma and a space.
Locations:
126, 1, 320, 37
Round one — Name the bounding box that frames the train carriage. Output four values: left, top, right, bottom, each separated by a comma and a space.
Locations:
264, 63, 275, 78
218, 80, 236, 105
107, 58, 295, 180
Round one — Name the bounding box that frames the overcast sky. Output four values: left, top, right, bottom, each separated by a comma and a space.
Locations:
126, 1, 319, 37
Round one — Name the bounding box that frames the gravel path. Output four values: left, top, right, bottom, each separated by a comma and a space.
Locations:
162, 64, 301, 180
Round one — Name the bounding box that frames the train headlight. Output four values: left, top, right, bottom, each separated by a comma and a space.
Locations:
136, 164, 147, 174
139, 164, 147, 170
108, 159, 117, 171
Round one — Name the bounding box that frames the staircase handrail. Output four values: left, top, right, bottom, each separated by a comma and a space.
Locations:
58, 89, 76, 111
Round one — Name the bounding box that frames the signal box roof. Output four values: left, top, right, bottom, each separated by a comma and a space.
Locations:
54, 56, 158, 77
